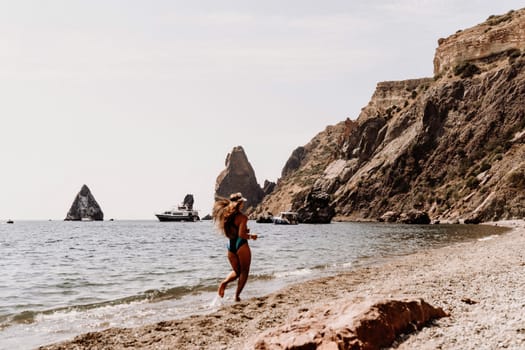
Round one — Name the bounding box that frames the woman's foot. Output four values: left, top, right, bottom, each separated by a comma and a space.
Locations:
235, 296, 241, 302
218, 281, 227, 298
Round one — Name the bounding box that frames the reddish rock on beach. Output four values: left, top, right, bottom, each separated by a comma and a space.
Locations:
253, 298, 448, 350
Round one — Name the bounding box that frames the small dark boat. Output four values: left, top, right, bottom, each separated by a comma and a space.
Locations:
272, 212, 299, 225
6, 220, 14, 224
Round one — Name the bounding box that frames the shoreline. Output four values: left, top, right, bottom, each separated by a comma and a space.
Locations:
40, 220, 525, 349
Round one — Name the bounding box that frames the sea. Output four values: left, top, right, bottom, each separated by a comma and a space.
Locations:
0, 220, 508, 349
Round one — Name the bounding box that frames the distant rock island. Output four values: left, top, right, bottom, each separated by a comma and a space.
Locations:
215, 146, 274, 212
255, 8, 525, 224
65, 184, 104, 221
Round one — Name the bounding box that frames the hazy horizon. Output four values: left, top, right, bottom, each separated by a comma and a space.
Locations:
1, 0, 522, 220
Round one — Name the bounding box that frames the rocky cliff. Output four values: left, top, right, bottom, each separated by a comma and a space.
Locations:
434, 9, 525, 76
65, 184, 104, 221
255, 8, 525, 223
215, 146, 269, 211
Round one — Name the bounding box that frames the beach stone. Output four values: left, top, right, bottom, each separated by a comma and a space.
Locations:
64, 184, 104, 221
253, 298, 448, 350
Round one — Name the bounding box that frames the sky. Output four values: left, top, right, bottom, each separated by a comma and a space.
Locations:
0, 0, 522, 220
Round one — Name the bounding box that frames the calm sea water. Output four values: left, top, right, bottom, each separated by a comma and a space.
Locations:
0, 220, 507, 349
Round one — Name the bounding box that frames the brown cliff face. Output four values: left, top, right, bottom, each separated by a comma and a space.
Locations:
256, 7, 525, 223
215, 146, 265, 211
254, 124, 346, 222
434, 9, 525, 76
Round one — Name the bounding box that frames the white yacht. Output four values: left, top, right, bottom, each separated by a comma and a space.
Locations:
155, 205, 200, 222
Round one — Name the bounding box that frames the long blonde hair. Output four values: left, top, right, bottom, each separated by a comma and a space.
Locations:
212, 196, 242, 238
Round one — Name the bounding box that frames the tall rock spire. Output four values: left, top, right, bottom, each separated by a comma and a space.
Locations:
65, 184, 104, 221
215, 146, 265, 211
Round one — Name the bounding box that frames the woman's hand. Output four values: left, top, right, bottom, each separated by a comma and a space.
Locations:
250, 234, 258, 240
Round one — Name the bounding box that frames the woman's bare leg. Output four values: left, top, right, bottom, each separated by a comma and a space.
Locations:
234, 244, 252, 301
218, 251, 240, 297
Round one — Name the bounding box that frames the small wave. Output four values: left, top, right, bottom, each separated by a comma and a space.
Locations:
339, 261, 354, 268
273, 268, 314, 278
142, 284, 215, 301
0, 284, 217, 330
10, 310, 37, 324
0, 310, 38, 330
478, 235, 499, 241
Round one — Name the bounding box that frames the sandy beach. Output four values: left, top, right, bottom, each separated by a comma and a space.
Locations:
40, 220, 525, 350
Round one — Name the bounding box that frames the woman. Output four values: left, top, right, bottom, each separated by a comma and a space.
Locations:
212, 192, 257, 301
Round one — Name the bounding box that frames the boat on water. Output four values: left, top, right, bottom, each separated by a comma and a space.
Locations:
155, 205, 200, 222
272, 212, 299, 225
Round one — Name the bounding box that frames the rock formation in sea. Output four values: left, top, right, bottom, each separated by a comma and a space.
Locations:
215, 146, 266, 212
65, 184, 104, 221
254, 8, 525, 223
182, 194, 194, 210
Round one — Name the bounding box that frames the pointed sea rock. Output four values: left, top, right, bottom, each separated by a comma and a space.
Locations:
215, 146, 265, 211
183, 194, 194, 210
65, 184, 104, 221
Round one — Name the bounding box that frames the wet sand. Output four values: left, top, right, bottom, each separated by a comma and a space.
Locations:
40, 220, 525, 350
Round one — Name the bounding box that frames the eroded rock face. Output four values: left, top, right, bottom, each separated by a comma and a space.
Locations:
65, 185, 104, 221
253, 298, 448, 350
281, 146, 306, 177
434, 10, 525, 76
215, 146, 265, 211
255, 8, 525, 223
293, 189, 335, 224
262, 180, 276, 196
399, 210, 431, 225
253, 124, 347, 220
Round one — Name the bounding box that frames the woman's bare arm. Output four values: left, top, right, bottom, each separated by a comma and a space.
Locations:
237, 214, 257, 240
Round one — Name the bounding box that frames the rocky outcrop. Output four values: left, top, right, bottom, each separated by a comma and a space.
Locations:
262, 180, 276, 196
215, 146, 265, 211
256, 211, 274, 223
379, 210, 431, 224
399, 210, 431, 225
253, 298, 448, 350
253, 124, 347, 222
65, 185, 104, 221
378, 211, 400, 223
293, 189, 335, 224
434, 10, 525, 76
255, 7, 525, 223
182, 194, 194, 210
281, 146, 306, 177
